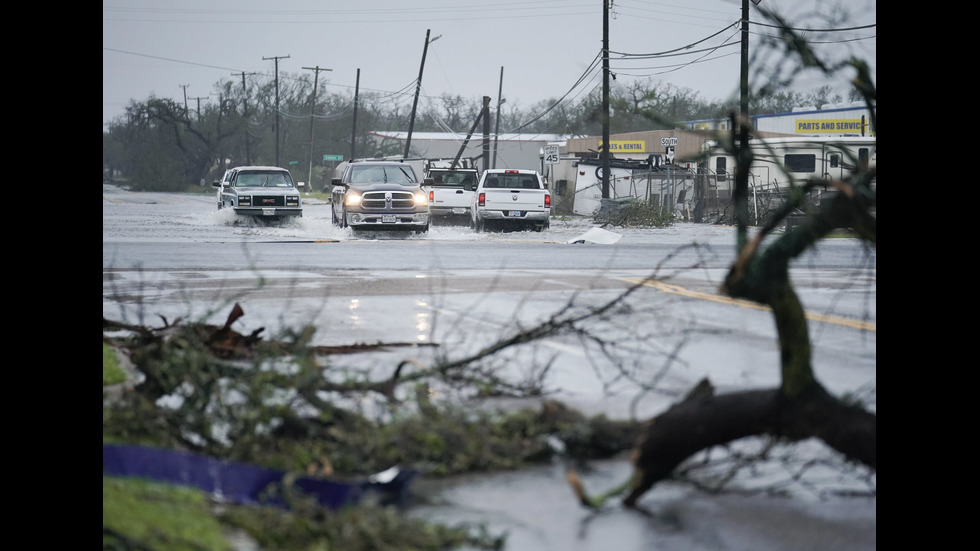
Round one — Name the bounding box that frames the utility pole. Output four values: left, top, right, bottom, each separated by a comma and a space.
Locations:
303, 65, 333, 188
482, 96, 491, 172
264, 55, 290, 167
601, 0, 610, 198
739, 1, 761, 131
736, 0, 760, 245
740, 0, 750, 131
493, 67, 504, 169
232, 72, 256, 165
190, 96, 207, 120
405, 30, 440, 159
213, 92, 227, 174
351, 69, 360, 161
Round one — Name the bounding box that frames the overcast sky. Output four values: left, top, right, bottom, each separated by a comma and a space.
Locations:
102, 0, 876, 129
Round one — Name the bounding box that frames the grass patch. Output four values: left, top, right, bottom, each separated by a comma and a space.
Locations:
103, 476, 232, 551
303, 190, 332, 202
103, 342, 126, 385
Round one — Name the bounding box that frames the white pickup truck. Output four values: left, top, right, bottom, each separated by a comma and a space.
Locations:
470, 168, 551, 232
422, 166, 480, 223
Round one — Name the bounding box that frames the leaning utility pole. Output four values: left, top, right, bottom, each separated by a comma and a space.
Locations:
264, 54, 290, 167
493, 66, 504, 169
405, 30, 439, 159
180, 84, 190, 116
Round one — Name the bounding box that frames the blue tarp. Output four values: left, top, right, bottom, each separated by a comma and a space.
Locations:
103, 443, 415, 509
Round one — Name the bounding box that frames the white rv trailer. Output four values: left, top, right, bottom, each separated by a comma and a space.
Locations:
566, 156, 696, 218
699, 136, 876, 223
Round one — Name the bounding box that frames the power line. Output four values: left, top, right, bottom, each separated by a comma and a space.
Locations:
102, 2, 599, 24
609, 19, 740, 57
508, 50, 604, 133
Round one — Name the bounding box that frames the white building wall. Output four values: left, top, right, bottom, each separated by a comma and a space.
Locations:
367, 131, 566, 172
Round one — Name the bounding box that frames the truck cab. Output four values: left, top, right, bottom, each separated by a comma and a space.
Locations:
212, 166, 303, 219
422, 165, 480, 223
470, 168, 551, 232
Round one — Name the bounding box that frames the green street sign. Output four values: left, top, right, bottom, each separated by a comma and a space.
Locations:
323, 154, 344, 162
288, 160, 299, 165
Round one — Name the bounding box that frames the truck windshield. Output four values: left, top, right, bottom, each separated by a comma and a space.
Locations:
429, 171, 474, 187
238, 172, 293, 187
351, 165, 417, 184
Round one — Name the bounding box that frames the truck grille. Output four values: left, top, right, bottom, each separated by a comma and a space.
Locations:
362, 191, 416, 210
253, 195, 285, 207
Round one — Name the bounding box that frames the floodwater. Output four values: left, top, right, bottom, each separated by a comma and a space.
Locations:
408, 458, 875, 551
104, 187, 876, 550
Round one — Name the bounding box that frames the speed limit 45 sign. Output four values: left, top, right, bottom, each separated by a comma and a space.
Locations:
544, 144, 560, 165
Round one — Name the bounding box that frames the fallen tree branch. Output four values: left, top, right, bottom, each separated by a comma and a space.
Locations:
571, 378, 875, 509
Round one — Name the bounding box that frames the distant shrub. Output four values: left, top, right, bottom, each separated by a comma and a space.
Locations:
592, 198, 675, 228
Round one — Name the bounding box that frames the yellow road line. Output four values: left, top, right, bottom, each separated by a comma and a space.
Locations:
621, 278, 876, 332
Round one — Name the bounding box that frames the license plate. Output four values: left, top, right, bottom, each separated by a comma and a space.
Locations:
262, 208, 276, 216
508, 210, 521, 217
452, 208, 466, 214
382, 214, 396, 223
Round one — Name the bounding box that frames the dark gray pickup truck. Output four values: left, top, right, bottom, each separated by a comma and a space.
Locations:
330, 159, 430, 233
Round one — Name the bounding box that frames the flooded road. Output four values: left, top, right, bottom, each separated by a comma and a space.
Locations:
409, 459, 875, 551
104, 186, 876, 550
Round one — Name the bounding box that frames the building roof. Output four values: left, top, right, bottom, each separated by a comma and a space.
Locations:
368, 131, 567, 145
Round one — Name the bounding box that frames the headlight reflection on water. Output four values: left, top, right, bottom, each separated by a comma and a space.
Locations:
345, 297, 429, 341
347, 299, 360, 328
415, 299, 429, 342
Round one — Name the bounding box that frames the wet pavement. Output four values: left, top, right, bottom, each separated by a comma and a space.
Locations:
408, 458, 875, 551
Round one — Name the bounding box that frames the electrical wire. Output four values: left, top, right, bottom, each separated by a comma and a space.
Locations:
608, 19, 740, 58
507, 50, 604, 133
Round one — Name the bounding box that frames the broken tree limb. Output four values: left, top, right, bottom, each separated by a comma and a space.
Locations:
622, 382, 875, 508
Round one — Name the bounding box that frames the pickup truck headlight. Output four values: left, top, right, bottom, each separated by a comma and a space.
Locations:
239, 195, 252, 206
414, 192, 428, 207
345, 192, 362, 207
286, 195, 300, 207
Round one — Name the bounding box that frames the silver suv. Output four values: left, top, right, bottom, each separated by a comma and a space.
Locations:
330, 160, 429, 233
213, 166, 303, 218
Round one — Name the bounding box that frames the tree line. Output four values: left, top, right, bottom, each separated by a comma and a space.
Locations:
102, 71, 856, 192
